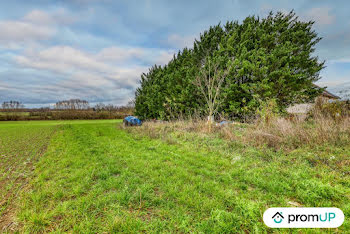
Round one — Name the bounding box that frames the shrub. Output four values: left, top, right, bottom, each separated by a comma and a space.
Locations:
310, 97, 350, 120
255, 99, 280, 126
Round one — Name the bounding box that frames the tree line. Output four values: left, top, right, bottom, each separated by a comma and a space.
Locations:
0, 99, 134, 121
54, 99, 89, 110
135, 11, 325, 120
1, 101, 25, 110
1, 99, 134, 111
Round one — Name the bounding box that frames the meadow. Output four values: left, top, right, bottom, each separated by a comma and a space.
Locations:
0, 119, 349, 232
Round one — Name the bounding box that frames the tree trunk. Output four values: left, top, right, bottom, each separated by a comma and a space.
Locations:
207, 114, 214, 132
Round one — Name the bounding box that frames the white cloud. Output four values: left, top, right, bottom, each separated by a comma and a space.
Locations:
97, 47, 145, 62
0, 9, 75, 49
97, 46, 175, 65
16, 45, 174, 73
152, 50, 174, 65
0, 21, 54, 46
303, 7, 335, 26
16, 46, 111, 73
13, 45, 176, 106
23, 10, 55, 24
23, 9, 74, 26
316, 80, 348, 88
10, 45, 149, 105
15, 46, 151, 90
166, 34, 196, 49
1, 7, 176, 105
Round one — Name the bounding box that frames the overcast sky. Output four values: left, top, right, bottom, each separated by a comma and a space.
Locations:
1, 0, 349, 107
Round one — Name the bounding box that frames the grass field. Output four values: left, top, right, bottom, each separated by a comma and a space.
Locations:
0, 112, 29, 116
0, 121, 57, 228
0, 120, 349, 232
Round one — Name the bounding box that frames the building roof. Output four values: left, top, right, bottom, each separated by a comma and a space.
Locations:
321, 89, 341, 99
313, 84, 341, 99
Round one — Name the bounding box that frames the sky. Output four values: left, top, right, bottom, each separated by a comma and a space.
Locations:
0, 0, 350, 107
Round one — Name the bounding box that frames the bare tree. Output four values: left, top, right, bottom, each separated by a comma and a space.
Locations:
126, 100, 135, 108
55, 99, 89, 110
93, 103, 120, 114
194, 56, 228, 128
94, 103, 106, 112
1, 101, 24, 110
105, 104, 115, 114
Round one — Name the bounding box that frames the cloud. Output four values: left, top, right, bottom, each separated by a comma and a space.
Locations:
152, 50, 174, 65
303, 7, 335, 26
166, 34, 196, 49
96, 46, 175, 65
23, 9, 75, 26
0, 9, 75, 49
15, 46, 142, 89
16, 45, 174, 74
11, 45, 175, 105
97, 47, 146, 63
316, 80, 349, 88
16, 46, 111, 74
0, 21, 54, 48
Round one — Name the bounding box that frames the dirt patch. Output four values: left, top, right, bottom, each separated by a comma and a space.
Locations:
0, 205, 19, 232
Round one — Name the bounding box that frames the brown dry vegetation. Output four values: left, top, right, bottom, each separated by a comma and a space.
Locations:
243, 116, 350, 150
127, 99, 350, 151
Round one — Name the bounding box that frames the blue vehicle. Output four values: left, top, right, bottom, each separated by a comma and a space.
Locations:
123, 116, 142, 126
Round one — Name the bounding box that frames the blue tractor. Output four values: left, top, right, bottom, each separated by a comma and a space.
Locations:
123, 116, 142, 126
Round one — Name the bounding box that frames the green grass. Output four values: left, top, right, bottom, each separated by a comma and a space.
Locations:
0, 120, 349, 232
0, 122, 57, 217
0, 112, 29, 116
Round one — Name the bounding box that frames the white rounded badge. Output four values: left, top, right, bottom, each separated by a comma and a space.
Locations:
263, 207, 344, 228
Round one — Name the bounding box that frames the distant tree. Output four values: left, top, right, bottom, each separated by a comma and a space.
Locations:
94, 103, 106, 112
1, 101, 25, 109
55, 99, 89, 110
39, 107, 51, 111
105, 104, 116, 114
126, 100, 135, 108
93, 103, 122, 114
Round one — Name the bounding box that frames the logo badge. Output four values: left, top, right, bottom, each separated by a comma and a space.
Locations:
272, 212, 284, 223
263, 208, 344, 228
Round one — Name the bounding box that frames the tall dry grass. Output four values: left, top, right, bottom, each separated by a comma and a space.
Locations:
127, 100, 350, 151
242, 115, 350, 150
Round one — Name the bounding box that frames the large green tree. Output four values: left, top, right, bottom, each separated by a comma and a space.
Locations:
135, 11, 324, 120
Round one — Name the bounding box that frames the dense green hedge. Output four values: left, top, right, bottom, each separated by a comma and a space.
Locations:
135, 11, 324, 120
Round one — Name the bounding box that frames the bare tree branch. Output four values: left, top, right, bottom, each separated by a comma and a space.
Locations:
193, 56, 229, 122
